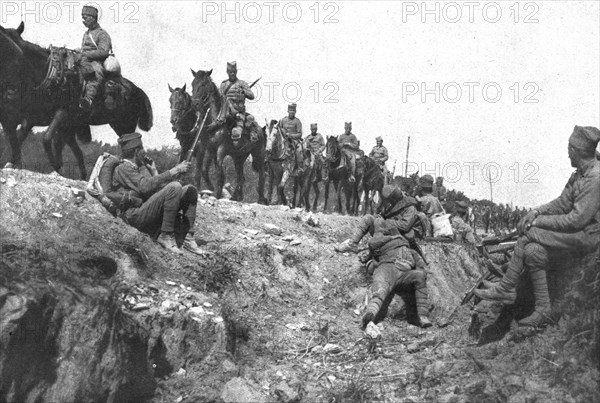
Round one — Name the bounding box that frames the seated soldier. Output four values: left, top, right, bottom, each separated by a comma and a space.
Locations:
304, 123, 325, 170
336, 185, 432, 329
79, 5, 112, 111
279, 103, 303, 173
369, 136, 389, 176
416, 174, 445, 236
337, 122, 360, 182
475, 125, 600, 329
111, 132, 207, 255
218, 61, 256, 141
433, 176, 447, 203
452, 200, 476, 244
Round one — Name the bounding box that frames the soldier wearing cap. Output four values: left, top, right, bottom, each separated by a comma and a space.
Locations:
79, 5, 112, 111
433, 176, 447, 203
279, 103, 304, 174
335, 185, 432, 329
304, 123, 325, 171
476, 125, 600, 330
452, 200, 476, 244
337, 122, 360, 182
219, 61, 255, 141
111, 133, 207, 256
369, 136, 389, 177
417, 175, 444, 216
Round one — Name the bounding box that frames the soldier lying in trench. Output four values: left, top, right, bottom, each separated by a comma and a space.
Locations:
336, 185, 433, 329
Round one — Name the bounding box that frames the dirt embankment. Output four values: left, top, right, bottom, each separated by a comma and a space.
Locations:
1, 168, 598, 402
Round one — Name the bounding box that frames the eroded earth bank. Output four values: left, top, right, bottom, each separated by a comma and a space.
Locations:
1, 170, 598, 402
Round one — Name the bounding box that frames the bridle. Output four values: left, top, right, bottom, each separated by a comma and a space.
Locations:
171, 90, 197, 134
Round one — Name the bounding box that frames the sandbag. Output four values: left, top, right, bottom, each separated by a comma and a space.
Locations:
431, 212, 453, 237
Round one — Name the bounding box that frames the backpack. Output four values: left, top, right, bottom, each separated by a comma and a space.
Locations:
87, 153, 122, 214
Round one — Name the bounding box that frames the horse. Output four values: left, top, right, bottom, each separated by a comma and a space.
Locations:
264, 119, 294, 205
360, 156, 385, 215
323, 136, 355, 214
0, 22, 153, 179
293, 147, 322, 212
190, 68, 266, 203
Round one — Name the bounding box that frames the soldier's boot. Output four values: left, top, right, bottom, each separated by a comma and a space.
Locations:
362, 297, 382, 330
182, 233, 209, 256
348, 155, 356, 183
334, 225, 366, 253
518, 268, 553, 328
79, 81, 98, 111
157, 232, 182, 254
473, 261, 520, 304
415, 286, 432, 328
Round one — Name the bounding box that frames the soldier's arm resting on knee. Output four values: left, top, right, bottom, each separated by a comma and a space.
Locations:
386, 205, 419, 234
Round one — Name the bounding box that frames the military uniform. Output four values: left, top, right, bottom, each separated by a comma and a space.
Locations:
476, 125, 600, 328
80, 6, 112, 108
432, 182, 447, 203
112, 160, 198, 236
110, 133, 205, 255
336, 186, 431, 328
369, 138, 389, 176
338, 123, 360, 181
219, 62, 255, 141
279, 104, 303, 173
418, 193, 444, 217
452, 215, 476, 244
304, 126, 325, 169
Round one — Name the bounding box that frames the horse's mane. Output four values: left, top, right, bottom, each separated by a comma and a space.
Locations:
8, 30, 49, 58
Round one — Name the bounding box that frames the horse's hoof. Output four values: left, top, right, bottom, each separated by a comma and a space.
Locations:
258, 197, 268, 205
48, 171, 62, 179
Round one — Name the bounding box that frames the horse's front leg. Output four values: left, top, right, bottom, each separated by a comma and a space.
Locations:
1, 120, 22, 169
194, 146, 205, 190
202, 148, 215, 192
215, 145, 227, 199
252, 148, 267, 205
65, 129, 87, 179
43, 109, 67, 173
233, 155, 246, 202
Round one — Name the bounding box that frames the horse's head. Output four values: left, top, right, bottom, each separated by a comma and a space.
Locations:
0, 22, 25, 60
325, 136, 340, 162
190, 68, 215, 113
168, 83, 192, 131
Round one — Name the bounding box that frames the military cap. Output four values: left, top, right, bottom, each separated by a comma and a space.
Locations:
436, 176, 443, 181
288, 103, 297, 111
82, 5, 98, 18
345, 122, 352, 127
118, 132, 143, 151
455, 200, 468, 213
420, 174, 434, 189
376, 136, 382, 142
310, 123, 318, 129
227, 61, 237, 70
569, 125, 600, 152
381, 185, 403, 203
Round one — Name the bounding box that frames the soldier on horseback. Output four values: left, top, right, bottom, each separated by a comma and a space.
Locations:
279, 103, 304, 174
304, 123, 325, 173
369, 136, 389, 178
78, 5, 112, 111
218, 61, 256, 141
337, 122, 360, 182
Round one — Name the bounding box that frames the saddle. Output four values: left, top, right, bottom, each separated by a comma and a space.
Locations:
40, 46, 125, 110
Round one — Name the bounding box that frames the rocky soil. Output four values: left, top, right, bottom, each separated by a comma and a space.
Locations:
1, 168, 598, 403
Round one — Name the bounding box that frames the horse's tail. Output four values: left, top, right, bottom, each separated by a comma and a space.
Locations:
136, 87, 153, 131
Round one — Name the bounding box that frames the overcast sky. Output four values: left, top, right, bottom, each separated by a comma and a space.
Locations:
1, 1, 599, 207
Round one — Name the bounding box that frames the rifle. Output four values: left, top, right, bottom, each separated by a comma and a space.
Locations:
184, 108, 211, 163
461, 230, 519, 305
249, 76, 262, 89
